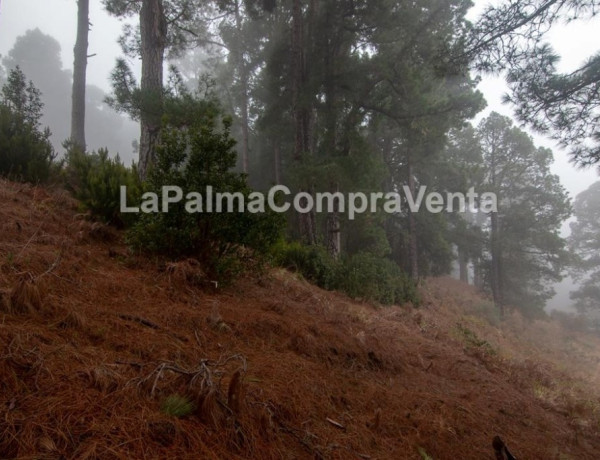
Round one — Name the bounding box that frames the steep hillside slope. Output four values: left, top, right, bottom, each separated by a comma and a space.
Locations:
1, 179, 600, 459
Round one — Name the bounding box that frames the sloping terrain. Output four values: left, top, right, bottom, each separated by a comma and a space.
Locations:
1, 178, 600, 459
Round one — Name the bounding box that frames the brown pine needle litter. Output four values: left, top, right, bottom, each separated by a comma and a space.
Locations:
2, 178, 600, 459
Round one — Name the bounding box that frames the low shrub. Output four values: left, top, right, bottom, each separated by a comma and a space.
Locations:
63, 143, 141, 227
273, 243, 418, 305
272, 241, 340, 290
338, 252, 418, 305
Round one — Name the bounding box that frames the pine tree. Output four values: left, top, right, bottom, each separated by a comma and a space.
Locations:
464, 0, 600, 166
0, 67, 54, 182
569, 181, 600, 312
103, 0, 207, 178
477, 112, 571, 315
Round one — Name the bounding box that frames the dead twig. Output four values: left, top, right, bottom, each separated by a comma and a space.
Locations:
119, 314, 160, 330
37, 252, 63, 279
325, 418, 346, 431
118, 314, 189, 343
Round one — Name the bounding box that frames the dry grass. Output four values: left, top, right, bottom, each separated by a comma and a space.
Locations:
58, 308, 87, 329
166, 258, 207, 289
3, 272, 43, 314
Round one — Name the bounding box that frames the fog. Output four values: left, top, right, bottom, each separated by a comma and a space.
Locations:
0, 1, 138, 162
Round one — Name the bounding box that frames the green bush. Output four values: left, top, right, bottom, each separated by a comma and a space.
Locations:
63, 143, 141, 227
338, 252, 418, 305
0, 67, 55, 183
273, 241, 341, 290
273, 242, 418, 305
127, 106, 283, 281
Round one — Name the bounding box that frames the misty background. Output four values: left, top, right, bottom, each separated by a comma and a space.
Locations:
0, 0, 598, 313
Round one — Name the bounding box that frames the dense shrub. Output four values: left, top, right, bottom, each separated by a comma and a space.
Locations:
273, 242, 418, 305
0, 67, 55, 182
63, 143, 141, 227
273, 241, 341, 290
338, 252, 418, 305
127, 107, 283, 281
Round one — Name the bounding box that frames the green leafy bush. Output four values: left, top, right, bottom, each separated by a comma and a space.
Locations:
127, 105, 283, 281
0, 67, 55, 183
273, 243, 418, 305
273, 241, 341, 290
338, 252, 418, 305
63, 143, 141, 227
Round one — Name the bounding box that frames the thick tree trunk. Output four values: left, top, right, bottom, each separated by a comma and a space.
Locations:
138, 0, 167, 180
408, 158, 419, 280
71, 0, 89, 150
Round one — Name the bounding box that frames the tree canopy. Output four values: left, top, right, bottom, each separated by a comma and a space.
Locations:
465, 0, 600, 167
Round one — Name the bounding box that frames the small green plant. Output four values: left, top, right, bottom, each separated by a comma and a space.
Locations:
418, 446, 434, 460
4, 251, 15, 269
455, 323, 497, 355
160, 394, 195, 418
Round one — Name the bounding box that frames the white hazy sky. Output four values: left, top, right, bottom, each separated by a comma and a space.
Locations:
0, 0, 598, 199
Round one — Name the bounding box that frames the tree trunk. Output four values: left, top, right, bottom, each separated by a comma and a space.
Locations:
292, 0, 305, 160
323, 4, 336, 155
292, 0, 316, 245
490, 210, 504, 316
473, 256, 482, 289
326, 182, 341, 259
274, 143, 281, 184
489, 143, 504, 315
408, 158, 419, 280
234, 0, 250, 174
71, 0, 89, 150
138, 0, 167, 180
458, 246, 469, 283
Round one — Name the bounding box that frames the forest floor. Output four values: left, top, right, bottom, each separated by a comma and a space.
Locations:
2, 178, 600, 459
